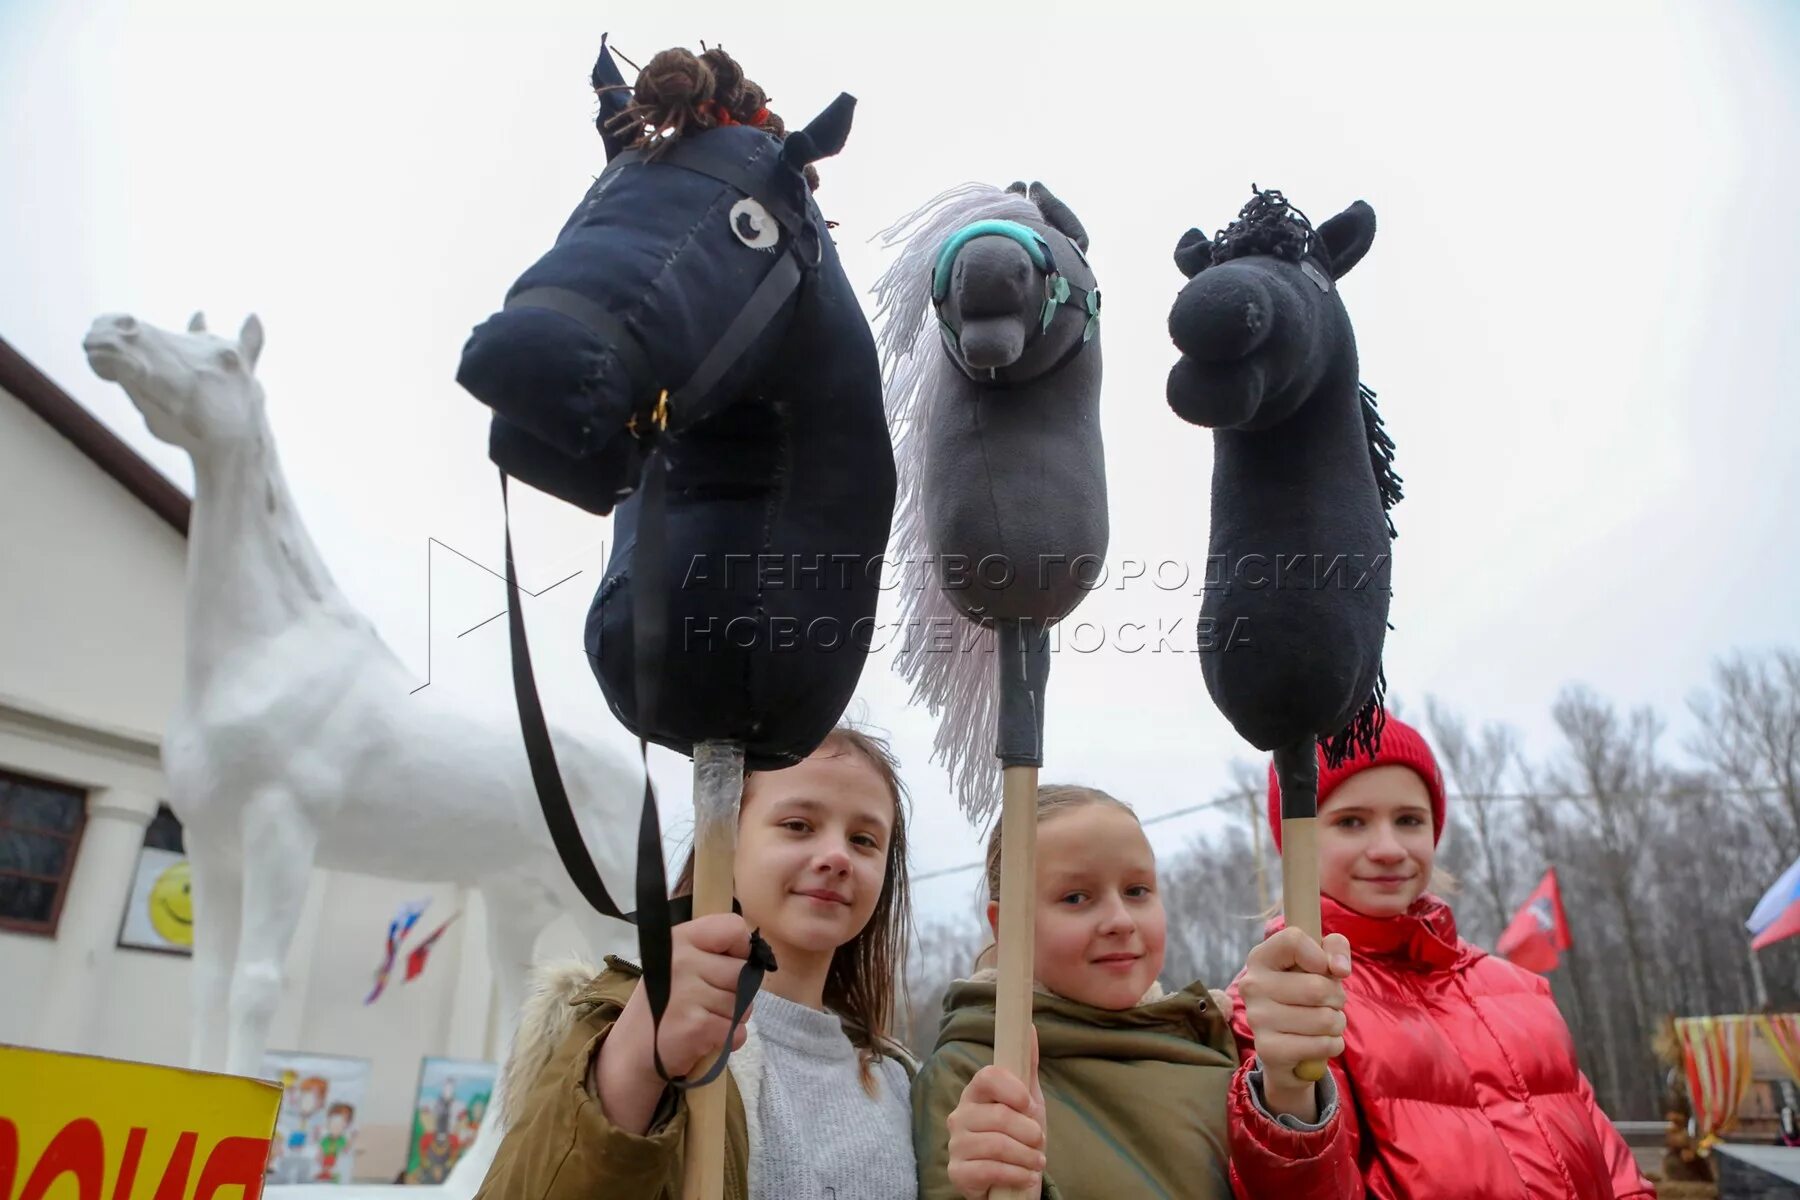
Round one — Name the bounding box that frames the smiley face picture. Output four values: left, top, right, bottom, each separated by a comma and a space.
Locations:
120, 846, 195, 954
148, 860, 194, 946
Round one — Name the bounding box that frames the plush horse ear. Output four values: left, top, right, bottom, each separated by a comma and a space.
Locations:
1027, 182, 1089, 253
187, 311, 207, 333
1173, 228, 1213, 278
1318, 200, 1376, 280
1005, 180, 1029, 196
780, 93, 856, 171
239, 313, 264, 372
591, 36, 634, 161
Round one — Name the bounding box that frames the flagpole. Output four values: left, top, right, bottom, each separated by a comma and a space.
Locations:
1749, 937, 1773, 1010
1747, 937, 1799, 1115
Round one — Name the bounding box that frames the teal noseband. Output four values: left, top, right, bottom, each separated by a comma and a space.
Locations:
931, 219, 1101, 344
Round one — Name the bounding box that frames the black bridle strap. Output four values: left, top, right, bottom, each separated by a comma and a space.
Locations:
653, 138, 809, 243
667, 251, 802, 421
493, 145, 816, 1089
505, 286, 659, 417
504, 183, 808, 435
500, 471, 773, 1091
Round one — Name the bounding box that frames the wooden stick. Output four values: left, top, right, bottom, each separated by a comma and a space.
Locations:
682, 741, 743, 1200
990, 762, 1040, 1200
1281, 813, 1328, 1083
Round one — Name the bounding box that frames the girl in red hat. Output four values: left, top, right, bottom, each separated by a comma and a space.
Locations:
1226, 716, 1651, 1200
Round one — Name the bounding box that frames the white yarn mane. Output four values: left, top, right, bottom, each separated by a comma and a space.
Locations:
871, 183, 1042, 824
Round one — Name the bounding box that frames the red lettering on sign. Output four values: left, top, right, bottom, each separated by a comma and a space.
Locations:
110, 1128, 147, 1200
1, 1118, 19, 1200
148, 1132, 198, 1200
193, 1137, 269, 1200
17, 1118, 103, 1200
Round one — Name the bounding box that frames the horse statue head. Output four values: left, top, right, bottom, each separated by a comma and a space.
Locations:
458, 41, 894, 768
82, 311, 267, 455
874, 181, 1106, 819
1165, 185, 1400, 767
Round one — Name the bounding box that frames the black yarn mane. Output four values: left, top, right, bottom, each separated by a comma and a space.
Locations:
1211, 186, 1316, 266
1361, 382, 1404, 537
1212, 186, 1405, 768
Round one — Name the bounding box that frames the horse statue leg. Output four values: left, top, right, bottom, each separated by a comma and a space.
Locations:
436, 875, 560, 1200
185, 828, 242, 1072
226, 786, 320, 1077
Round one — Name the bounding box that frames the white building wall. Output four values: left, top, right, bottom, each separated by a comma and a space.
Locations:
0, 384, 188, 738
0, 383, 595, 1181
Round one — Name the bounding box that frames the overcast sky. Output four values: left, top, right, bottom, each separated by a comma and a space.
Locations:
3, 0, 1797, 934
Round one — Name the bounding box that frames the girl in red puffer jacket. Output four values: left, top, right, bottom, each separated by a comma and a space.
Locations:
1227, 717, 1651, 1200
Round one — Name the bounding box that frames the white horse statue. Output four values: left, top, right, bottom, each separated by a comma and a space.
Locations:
83, 310, 637, 1192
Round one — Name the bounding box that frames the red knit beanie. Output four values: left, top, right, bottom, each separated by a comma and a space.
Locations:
1265, 716, 1446, 851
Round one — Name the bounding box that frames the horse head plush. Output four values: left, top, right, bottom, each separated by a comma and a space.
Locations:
1167, 187, 1398, 766
1166, 186, 1401, 1083
459, 43, 895, 768
875, 180, 1106, 819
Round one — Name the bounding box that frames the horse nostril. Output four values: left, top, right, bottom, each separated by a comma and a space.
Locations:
116, 316, 139, 338
1169, 271, 1273, 363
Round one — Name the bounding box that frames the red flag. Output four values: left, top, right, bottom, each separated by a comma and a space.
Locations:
404, 913, 460, 983
1497, 867, 1573, 973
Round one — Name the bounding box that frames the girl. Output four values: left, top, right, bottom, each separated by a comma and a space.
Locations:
1229, 716, 1652, 1199
478, 725, 918, 1200
917, 785, 1242, 1200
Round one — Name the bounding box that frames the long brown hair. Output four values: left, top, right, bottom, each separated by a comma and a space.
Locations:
674, 724, 911, 1088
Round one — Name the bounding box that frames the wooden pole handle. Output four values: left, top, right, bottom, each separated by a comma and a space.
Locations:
991, 763, 1040, 1200
681, 744, 742, 1200
1281, 814, 1328, 1083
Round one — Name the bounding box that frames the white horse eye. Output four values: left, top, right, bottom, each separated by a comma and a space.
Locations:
729, 197, 779, 250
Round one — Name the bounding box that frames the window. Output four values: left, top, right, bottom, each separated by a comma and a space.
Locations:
0, 769, 88, 935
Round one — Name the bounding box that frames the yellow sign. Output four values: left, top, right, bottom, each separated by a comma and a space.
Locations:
0, 1044, 280, 1200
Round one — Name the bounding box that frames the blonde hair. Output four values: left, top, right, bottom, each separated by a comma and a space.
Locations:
973, 784, 1139, 971
983, 784, 1137, 902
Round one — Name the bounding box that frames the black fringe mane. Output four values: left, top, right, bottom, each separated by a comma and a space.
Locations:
1360, 382, 1404, 538
1211, 186, 1316, 267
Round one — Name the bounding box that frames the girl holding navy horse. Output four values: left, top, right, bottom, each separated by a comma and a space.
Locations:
1151, 181, 1650, 1200
471, 45, 917, 1200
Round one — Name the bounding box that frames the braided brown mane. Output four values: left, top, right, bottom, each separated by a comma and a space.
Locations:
600, 46, 820, 191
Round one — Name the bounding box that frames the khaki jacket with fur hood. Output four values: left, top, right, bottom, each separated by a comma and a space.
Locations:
477, 956, 915, 1200
913, 970, 1238, 1200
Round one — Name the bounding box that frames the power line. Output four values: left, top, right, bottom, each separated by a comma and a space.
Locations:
909, 782, 1793, 884
913, 794, 1244, 882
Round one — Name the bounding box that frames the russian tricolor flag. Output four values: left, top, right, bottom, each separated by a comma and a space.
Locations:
1748, 855, 1800, 950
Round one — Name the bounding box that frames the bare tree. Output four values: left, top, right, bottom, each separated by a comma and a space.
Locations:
1427, 698, 1524, 943
1689, 648, 1800, 858
898, 646, 1800, 1121
1549, 685, 1666, 1108
903, 915, 990, 1053
1160, 825, 1268, 991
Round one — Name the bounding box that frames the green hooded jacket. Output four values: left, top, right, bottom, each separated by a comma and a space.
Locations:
913, 975, 1237, 1200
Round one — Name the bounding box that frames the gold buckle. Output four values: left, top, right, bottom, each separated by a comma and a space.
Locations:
628, 390, 671, 438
